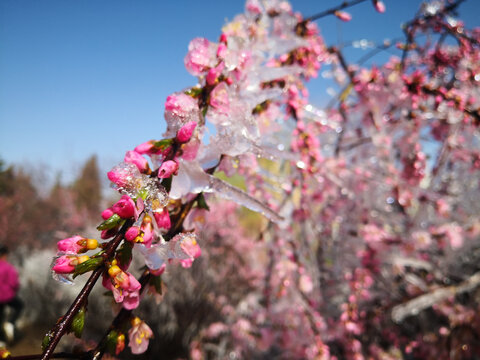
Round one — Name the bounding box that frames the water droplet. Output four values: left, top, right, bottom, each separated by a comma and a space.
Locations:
296, 161, 306, 169
386, 197, 395, 204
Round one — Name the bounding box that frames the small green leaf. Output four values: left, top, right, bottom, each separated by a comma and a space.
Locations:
42, 331, 54, 352
149, 275, 163, 295
138, 188, 149, 201
71, 307, 86, 338
73, 257, 103, 278
106, 330, 119, 355
197, 192, 210, 211
185, 87, 203, 97
117, 242, 133, 268
202, 105, 208, 118
97, 214, 122, 231
153, 138, 173, 150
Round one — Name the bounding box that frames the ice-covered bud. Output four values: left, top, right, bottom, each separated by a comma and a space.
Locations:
124, 151, 149, 173
52, 255, 89, 274
112, 195, 136, 219
176, 121, 197, 144
57, 236, 98, 254
210, 82, 230, 114
372, 0, 386, 13
206, 62, 225, 86
334, 10, 352, 22
107, 163, 140, 190
180, 233, 201, 259
125, 226, 141, 242
153, 209, 171, 230
164, 92, 199, 137
158, 160, 179, 178
102, 208, 114, 220
184, 37, 217, 76
52, 255, 76, 274
128, 317, 153, 354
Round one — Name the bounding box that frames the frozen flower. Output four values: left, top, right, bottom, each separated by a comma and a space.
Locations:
184, 37, 217, 76
124, 150, 149, 173
112, 195, 136, 219
373, 0, 386, 13
176, 121, 197, 144
128, 317, 153, 354
209, 82, 230, 114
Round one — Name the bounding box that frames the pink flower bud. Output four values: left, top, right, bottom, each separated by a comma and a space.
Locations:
124, 151, 149, 173
125, 226, 141, 242
112, 195, 136, 219
217, 43, 228, 59
102, 208, 114, 220
372, 0, 386, 13
134, 141, 162, 155
153, 210, 171, 230
334, 10, 352, 22
57, 235, 84, 253
52, 255, 76, 274
158, 160, 179, 178
101, 228, 117, 240
176, 121, 197, 143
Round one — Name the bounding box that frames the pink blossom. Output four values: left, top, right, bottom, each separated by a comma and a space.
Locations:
334, 10, 352, 22
184, 37, 217, 76
153, 209, 171, 230
128, 317, 153, 354
140, 215, 154, 248
125, 226, 141, 242
103, 269, 141, 310
158, 160, 179, 178
124, 151, 149, 173
112, 195, 136, 219
209, 82, 230, 113
176, 121, 197, 144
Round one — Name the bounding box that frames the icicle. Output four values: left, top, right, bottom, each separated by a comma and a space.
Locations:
208, 175, 283, 223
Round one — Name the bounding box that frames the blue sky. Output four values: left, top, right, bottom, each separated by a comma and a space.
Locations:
1, 0, 479, 186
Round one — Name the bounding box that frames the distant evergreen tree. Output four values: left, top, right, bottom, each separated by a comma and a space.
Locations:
72, 155, 101, 219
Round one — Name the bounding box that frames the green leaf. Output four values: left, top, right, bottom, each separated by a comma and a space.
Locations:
106, 330, 119, 355
197, 192, 210, 211
73, 257, 103, 278
202, 105, 208, 118
117, 242, 133, 268
149, 275, 163, 295
153, 138, 173, 150
97, 213, 122, 231
42, 331, 54, 352
71, 307, 85, 338
138, 188, 149, 201
185, 87, 203, 97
